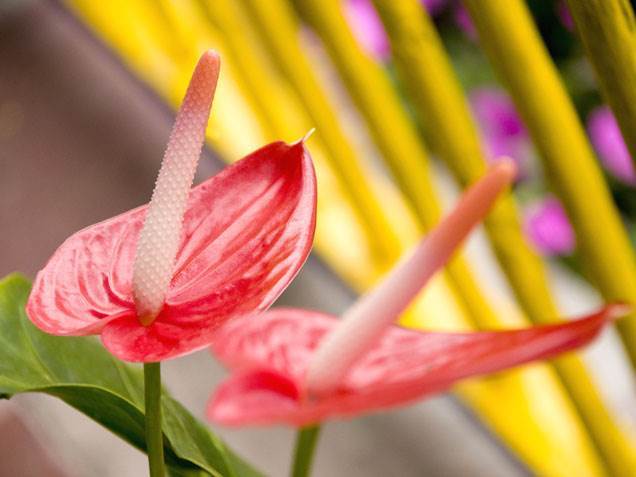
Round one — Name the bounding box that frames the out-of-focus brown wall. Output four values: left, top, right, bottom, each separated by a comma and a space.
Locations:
0, 1, 219, 278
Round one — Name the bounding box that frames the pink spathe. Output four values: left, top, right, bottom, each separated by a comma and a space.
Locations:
206, 161, 621, 427
208, 306, 621, 426
26, 51, 317, 362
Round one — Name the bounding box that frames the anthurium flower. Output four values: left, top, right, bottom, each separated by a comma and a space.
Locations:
26, 50, 317, 362
207, 160, 624, 426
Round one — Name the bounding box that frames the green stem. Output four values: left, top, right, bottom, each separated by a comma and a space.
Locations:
291, 426, 321, 477
144, 362, 166, 477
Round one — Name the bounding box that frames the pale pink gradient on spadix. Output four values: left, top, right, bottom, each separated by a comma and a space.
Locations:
133, 51, 220, 324
207, 160, 626, 426
305, 159, 517, 397
26, 50, 317, 362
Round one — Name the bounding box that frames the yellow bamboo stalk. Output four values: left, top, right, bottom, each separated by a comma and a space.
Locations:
463, 0, 636, 369
194, 0, 293, 141
372, 1, 636, 474
230, 0, 402, 267
195, 0, 396, 286
369, 0, 558, 322
289, 0, 516, 331
566, 0, 636, 166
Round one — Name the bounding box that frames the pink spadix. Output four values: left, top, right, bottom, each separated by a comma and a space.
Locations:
132, 51, 220, 325
305, 159, 517, 397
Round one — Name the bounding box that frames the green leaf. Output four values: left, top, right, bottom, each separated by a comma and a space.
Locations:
0, 273, 262, 477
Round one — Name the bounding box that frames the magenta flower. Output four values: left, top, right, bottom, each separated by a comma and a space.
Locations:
587, 106, 636, 186
207, 161, 620, 426
26, 51, 317, 362
524, 197, 576, 257
557, 1, 574, 31
454, 4, 477, 40
470, 88, 531, 177
344, 0, 391, 62
344, 0, 449, 62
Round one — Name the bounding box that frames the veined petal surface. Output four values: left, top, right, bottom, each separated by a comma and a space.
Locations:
28, 141, 316, 361
208, 306, 620, 426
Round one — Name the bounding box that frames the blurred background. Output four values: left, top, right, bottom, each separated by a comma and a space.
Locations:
1, 0, 636, 475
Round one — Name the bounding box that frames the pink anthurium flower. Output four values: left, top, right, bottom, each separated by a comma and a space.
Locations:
207, 160, 625, 427
26, 50, 317, 362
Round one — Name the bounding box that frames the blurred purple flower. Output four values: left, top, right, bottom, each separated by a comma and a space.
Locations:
587, 106, 636, 186
525, 197, 576, 257
345, 0, 391, 61
344, 0, 450, 62
470, 88, 531, 176
422, 0, 450, 16
557, 1, 574, 31
454, 4, 477, 40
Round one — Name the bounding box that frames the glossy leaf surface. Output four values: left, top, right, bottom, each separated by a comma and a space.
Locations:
0, 274, 262, 477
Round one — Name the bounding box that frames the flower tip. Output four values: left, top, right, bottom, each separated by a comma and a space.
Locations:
198, 50, 221, 85
301, 128, 316, 144
290, 128, 316, 150
492, 156, 518, 183
201, 49, 221, 66
606, 303, 632, 321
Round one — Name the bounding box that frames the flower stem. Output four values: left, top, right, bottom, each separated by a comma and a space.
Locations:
291, 425, 321, 477
144, 362, 165, 477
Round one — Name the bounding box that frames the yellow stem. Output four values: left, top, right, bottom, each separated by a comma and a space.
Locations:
236, 0, 402, 266
372, 1, 636, 473
463, 0, 636, 366
566, 0, 636, 167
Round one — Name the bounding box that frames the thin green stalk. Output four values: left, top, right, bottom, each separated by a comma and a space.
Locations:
291, 426, 321, 477
566, 0, 636, 167
144, 362, 165, 477
463, 0, 636, 371
372, 1, 636, 474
